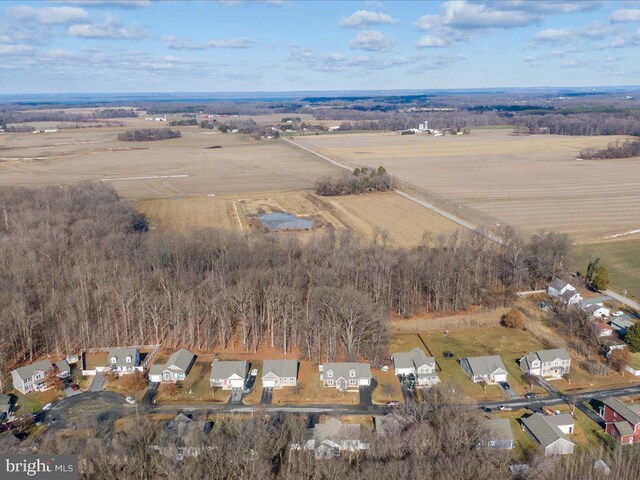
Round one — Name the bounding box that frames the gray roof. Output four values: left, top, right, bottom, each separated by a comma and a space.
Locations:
521, 348, 571, 370
522, 413, 574, 448
313, 418, 361, 443
549, 277, 570, 291
210, 360, 248, 380
12, 359, 54, 381
584, 304, 608, 314
392, 348, 435, 370
108, 348, 139, 368
322, 362, 372, 380
582, 296, 610, 306
560, 289, 580, 302
485, 418, 514, 442
0, 394, 11, 413
462, 356, 507, 377
611, 317, 634, 329
55, 360, 70, 375
603, 397, 640, 426
165, 349, 195, 372
262, 359, 298, 379
149, 364, 164, 376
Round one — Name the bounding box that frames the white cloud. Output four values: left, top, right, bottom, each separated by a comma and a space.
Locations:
610, 9, 640, 23
340, 10, 397, 28
533, 28, 573, 42
0, 44, 34, 55
69, 17, 146, 39
442, 0, 542, 30
8, 6, 89, 25
164, 36, 254, 50
350, 30, 393, 51
415, 14, 442, 31
499, 1, 602, 15
416, 35, 449, 48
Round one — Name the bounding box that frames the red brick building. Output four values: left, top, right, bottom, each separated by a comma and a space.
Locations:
599, 397, 640, 445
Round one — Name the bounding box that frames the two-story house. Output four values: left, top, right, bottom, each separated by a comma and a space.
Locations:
519, 349, 571, 379
319, 363, 371, 391
599, 397, 640, 445
108, 347, 141, 375
548, 278, 582, 306
391, 348, 439, 386
11, 359, 70, 395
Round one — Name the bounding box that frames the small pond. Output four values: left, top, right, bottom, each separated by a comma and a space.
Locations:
258, 212, 314, 231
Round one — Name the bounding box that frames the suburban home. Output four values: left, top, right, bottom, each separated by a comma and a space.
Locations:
460, 356, 508, 384
0, 394, 13, 420
519, 348, 571, 379
611, 315, 635, 336
108, 347, 141, 375
209, 360, 249, 389
548, 278, 582, 305
153, 413, 213, 459
11, 359, 71, 395
481, 418, 514, 450
292, 417, 368, 459
261, 359, 298, 388
319, 363, 372, 391
391, 348, 440, 386
521, 413, 575, 456
599, 397, 640, 445
582, 303, 610, 319
149, 349, 195, 383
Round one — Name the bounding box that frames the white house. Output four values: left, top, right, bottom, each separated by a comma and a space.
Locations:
149, 349, 195, 383
261, 359, 298, 388
108, 347, 141, 375
11, 359, 70, 395
519, 349, 571, 379
209, 360, 248, 390
548, 278, 582, 305
460, 356, 508, 384
319, 363, 371, 391
391, 348, 439, 386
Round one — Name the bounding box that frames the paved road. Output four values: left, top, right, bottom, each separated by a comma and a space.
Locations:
280, 137, 504, 245
604, 289, 640, 311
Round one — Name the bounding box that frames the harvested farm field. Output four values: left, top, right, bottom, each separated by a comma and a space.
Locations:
0, 127, 338, 199
295, 129, 640, 241
137, 190, 461, 247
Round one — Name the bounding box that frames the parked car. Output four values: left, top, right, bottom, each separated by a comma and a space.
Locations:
386, 401, 400, 407
125, 397, 136, 405
250, 368, 258, 377
499, 381, 511, 390
612, 311, 624, 317
71, 384, 80, 391
525, 392, 538, 399
499, 405, 513, 411
42, 403, 52, 411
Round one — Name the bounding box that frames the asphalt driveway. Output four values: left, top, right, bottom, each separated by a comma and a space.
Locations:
89, 373, 105, 392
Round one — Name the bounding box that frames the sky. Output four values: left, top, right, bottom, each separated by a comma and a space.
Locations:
1, 0, 640, 94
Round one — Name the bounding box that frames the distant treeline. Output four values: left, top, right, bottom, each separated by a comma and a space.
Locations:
117, 128, 181, 142
169, 118, 198, 126
0, 108, 137, 125
579, 139, 640, 159
315, 167, 395, 196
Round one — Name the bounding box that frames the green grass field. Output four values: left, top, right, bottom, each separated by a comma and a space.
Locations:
571, 238, 640, 301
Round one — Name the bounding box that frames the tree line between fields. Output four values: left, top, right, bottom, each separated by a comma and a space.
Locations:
315, 167, 395, 196
579, 139, 640, 159
0, 184, 570, 371
2, 387, 639, 480
117, 128, 182, 142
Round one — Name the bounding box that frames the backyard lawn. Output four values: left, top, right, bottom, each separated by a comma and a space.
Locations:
417, 327, 549, 400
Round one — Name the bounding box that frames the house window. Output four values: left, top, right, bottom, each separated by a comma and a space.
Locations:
126, 356, 132, 363
327, 370, 333, 378
349, 370, 355, 378
111, 357, 117, 364
489, 441, 495, 446
349, 379, 356, 385
327, 379, 334, 385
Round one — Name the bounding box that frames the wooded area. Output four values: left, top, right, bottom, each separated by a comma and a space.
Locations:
579, 139, 640, 159
315, 167, 395, 196
0, 185, 569, 371
117, 128, 182, 142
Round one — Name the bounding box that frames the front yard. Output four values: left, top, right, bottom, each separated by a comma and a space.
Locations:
154, 360, 231, 404
15, 389, 63, 415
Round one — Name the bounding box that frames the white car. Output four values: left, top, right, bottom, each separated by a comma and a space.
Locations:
250, 369, 258, 377
42, 403, 52, 411
125, 396, 136, 405
612, 311, 624, 317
